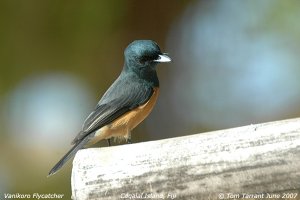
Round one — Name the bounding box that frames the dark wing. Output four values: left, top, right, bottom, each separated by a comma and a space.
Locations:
71, 74, 153, 145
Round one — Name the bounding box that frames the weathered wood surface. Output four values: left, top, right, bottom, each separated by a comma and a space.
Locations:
71, 118, 300, 200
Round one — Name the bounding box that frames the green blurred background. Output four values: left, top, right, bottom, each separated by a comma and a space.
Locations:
1, 0, 300, 199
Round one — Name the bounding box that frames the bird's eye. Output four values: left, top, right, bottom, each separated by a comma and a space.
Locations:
140, 55, 158, 64
140, 56, 150, 63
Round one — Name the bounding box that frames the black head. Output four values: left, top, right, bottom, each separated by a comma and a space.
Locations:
124, 40, 171, 72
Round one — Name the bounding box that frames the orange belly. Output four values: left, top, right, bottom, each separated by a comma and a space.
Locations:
90, 87, 159, 143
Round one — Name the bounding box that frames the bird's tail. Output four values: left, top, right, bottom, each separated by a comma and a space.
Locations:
48, 136, 90, 177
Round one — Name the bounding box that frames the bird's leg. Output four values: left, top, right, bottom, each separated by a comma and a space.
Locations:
127, 133, 132, 144
107, 139, 111, 146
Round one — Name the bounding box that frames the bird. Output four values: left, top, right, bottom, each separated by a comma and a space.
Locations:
48, 40, 171, 176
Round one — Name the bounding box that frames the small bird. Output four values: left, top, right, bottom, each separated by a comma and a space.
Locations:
48, 40, 171, 176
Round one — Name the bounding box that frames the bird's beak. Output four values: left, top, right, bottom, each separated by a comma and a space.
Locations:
154, 54, 171, 63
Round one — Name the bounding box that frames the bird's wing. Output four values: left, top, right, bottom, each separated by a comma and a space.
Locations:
71, 77, 153, 145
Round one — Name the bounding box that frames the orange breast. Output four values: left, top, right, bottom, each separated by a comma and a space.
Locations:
91, 87, 159, 143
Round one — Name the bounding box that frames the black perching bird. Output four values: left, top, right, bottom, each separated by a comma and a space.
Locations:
48, 40, 171, 176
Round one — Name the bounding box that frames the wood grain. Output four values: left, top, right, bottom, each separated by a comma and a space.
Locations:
71, 118, 300, 200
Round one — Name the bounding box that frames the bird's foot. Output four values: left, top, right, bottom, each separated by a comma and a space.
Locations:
107, 139, 111, 146
127, 138, 132, 144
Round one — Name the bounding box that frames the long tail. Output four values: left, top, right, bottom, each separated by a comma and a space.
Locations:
48, 136, 90, 177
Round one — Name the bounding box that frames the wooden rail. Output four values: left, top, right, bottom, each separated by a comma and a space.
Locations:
71, 118, 300, 200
